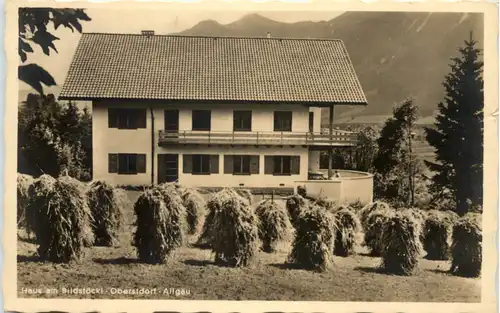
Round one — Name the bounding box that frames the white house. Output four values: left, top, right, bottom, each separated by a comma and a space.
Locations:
59, 31, 371, 198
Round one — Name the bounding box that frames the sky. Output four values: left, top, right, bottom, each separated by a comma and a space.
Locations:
19, 9, 344, 92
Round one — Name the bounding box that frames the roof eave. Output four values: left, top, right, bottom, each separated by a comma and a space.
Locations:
58, 95, 368, 106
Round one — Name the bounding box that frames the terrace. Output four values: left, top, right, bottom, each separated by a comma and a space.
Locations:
158, 129, 358, 147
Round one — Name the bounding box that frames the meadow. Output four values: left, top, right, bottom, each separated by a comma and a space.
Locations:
17, 187, 481, 302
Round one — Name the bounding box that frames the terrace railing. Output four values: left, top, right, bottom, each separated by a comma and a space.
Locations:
158, 130, 358, 147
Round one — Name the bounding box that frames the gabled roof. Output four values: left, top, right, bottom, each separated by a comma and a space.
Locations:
59, 33, 367, 105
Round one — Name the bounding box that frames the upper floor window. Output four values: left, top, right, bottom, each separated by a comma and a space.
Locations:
274, 111, 292, 132
309, 112, 314, 133
192, 110, 211, 131
108, 108, 146, 129
233, 111, 252, 131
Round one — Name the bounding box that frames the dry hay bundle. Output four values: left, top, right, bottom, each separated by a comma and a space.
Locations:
359, 201, 391, 229
285, 194, 309, 227
25, 174, 56, 237
450, 213, 482, 277
87, 181, 126, 246
255, 199, 293, 253
332, 206, 362, 257
133, 185, 186, 264
422, 210, 455, 260
235, 188, 253, 205
364, 208, 395, 256
380, 211, 423, 275
17, 173, 34, 227
348, 200, 365, 213
311, 197, 337, 212
181, 187, 206, 235
197, 188, 240, 247
288, 206, 336, 272
33, 176, 94, 263
398, 208, 427, 243
208, 189, 260, 267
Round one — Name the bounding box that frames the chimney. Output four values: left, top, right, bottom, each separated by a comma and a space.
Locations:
266, 32, 271, 38
141, 30, 155, 37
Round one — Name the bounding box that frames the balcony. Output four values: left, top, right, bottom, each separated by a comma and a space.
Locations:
158, 130, 358, 147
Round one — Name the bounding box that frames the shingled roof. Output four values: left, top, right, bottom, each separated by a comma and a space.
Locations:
59, 33, 367, 105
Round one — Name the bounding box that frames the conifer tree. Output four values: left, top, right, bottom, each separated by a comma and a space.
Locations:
425, 32, 484, 216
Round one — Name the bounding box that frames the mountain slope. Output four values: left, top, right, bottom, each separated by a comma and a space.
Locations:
178, 12, 484, 124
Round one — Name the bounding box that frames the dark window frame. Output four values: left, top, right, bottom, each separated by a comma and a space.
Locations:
309, 111, 314, 133
109, 153, 146, 175
192, 110, 211, 131
273, 155, 292, 175
109, 108, 146, 129
192, 154, 211, 175
274, 111, 293, 132
233, 155, 251, 175
233, 110, 252, 131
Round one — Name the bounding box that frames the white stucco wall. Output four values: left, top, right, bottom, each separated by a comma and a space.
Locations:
159, 146, 308, 188
92, 101, 314, 187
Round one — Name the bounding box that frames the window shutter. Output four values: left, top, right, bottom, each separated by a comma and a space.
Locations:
291, 156, 300, 175
224, 155, 234, 174
158, 154, 166, 183
108, 109, 118, 128
137, 109, 147, 129
183, 154, 192, 174
108, 154, 118, 173
250, 155, 260, 174
137, 154, 146, 173
264, 156, 274, 175
210, 155, 219, 174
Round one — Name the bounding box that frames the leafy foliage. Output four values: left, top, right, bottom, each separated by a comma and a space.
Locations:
18, 8, 91, 93
18, 94, 92, 181
373, 98, 425, 205
320, 125, 380, 172
425, 33, 483, 216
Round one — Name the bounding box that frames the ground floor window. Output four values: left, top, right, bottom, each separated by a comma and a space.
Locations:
233, 155, 251, 175
183, 154, 219, 175
264, 155, 300, 175
274, 156, 291, 175
108, 153, 146, 174
193, 154, 211, 174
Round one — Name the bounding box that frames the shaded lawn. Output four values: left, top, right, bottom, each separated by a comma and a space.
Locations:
17, 190, 480, 301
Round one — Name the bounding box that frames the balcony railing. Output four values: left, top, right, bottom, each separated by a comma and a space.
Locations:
158, 130, 358, 147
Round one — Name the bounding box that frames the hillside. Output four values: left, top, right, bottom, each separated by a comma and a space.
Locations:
178, 12, 484, 125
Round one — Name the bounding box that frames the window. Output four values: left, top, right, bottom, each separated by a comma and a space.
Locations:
192, 155, 211, 175
192, 110, 211, 131
274, 111, 292, 132
108, 108, 146, 129
309, 112, 314, 133
233, 111, 252, 131
233, 155, 251, 175
264, 155, 300, 175
108, 153, 146, 174
274, 156, 291, 175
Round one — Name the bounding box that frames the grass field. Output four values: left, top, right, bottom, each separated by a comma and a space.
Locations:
17, 191, 480, 302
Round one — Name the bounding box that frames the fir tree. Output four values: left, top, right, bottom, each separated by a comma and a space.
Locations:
425, 32, 483, 216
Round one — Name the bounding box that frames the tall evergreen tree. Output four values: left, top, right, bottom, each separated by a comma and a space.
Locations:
425, 32, 484, 216
374, 97, 422, 205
